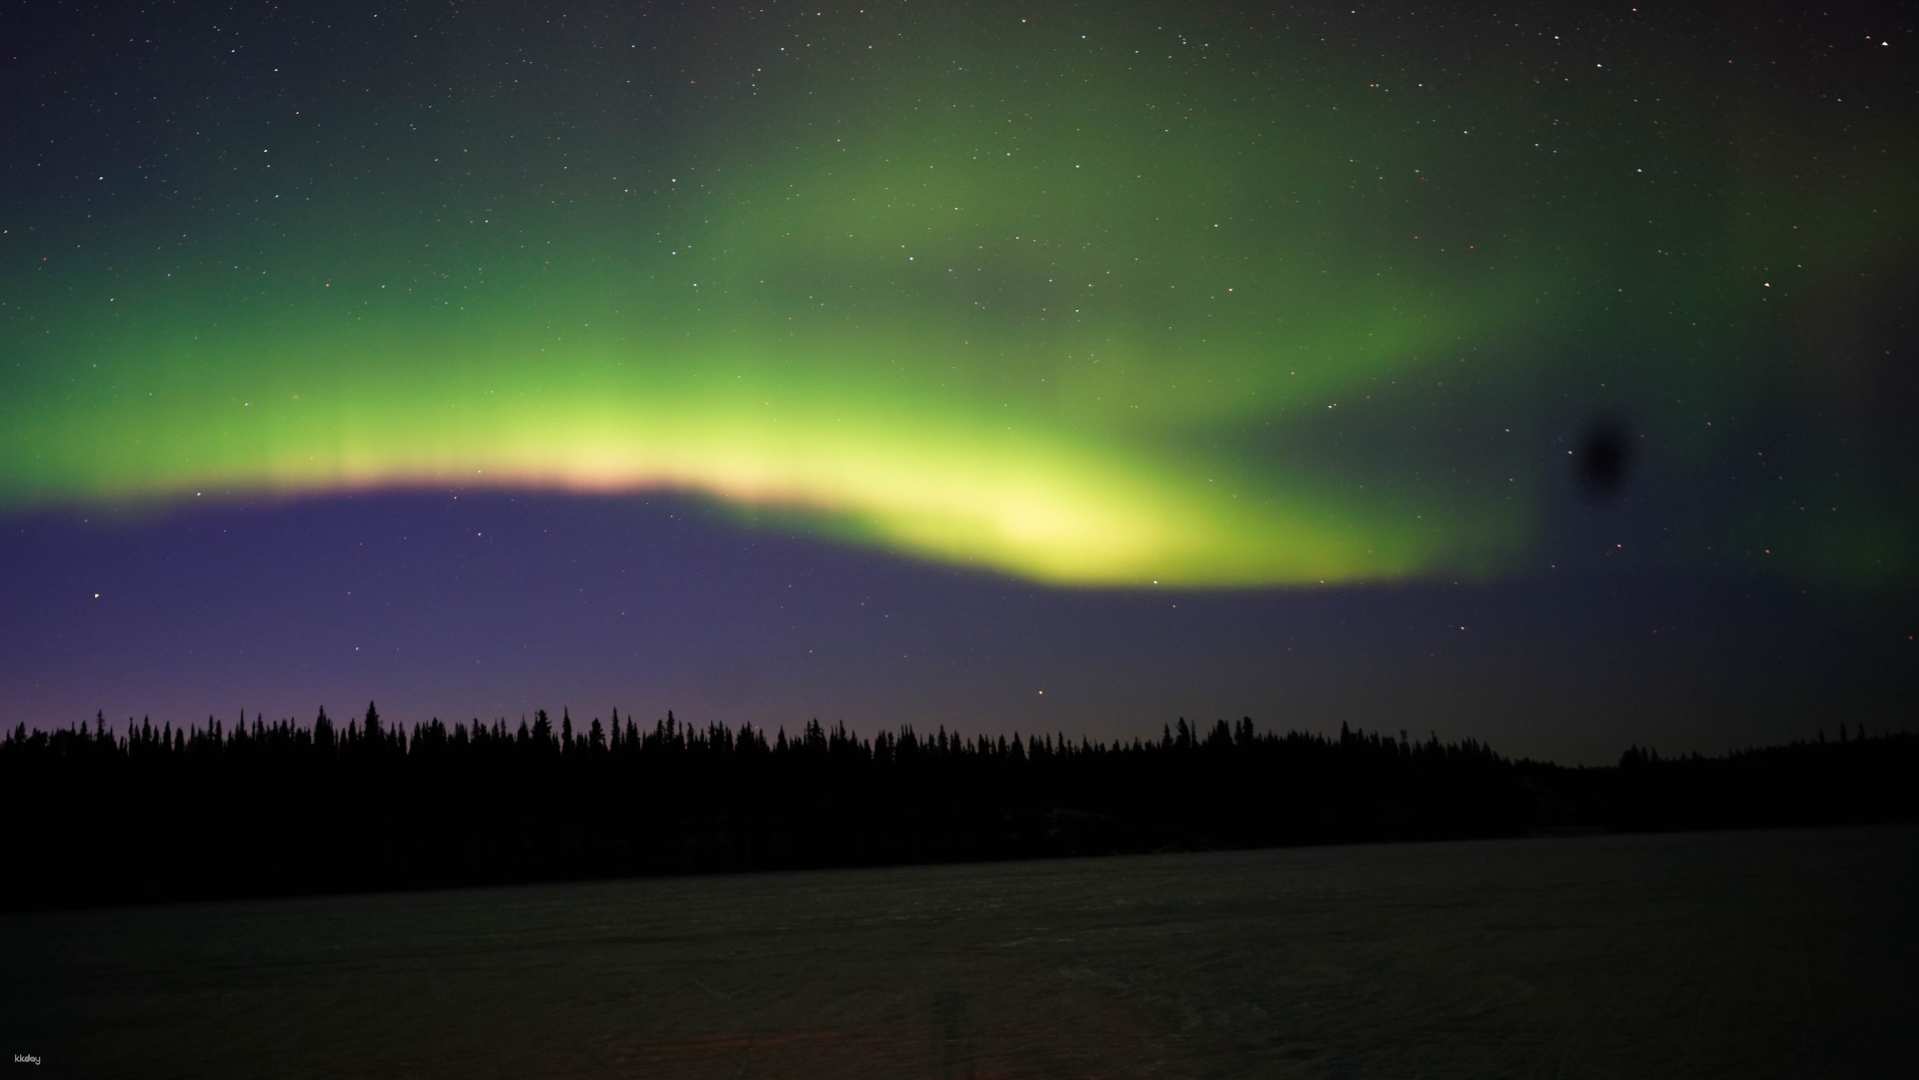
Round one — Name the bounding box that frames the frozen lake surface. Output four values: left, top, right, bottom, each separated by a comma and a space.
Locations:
4, 826, 1915, 1078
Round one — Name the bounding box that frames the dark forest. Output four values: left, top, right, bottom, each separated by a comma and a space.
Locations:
5, 707, 1913, 910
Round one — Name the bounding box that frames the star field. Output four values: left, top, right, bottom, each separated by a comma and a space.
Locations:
1, 1, 1914, 757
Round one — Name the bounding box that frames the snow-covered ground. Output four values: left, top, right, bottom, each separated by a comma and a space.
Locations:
5, 826, 1914, 1078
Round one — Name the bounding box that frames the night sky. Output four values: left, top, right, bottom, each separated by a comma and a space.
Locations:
3, 1, 1914, 763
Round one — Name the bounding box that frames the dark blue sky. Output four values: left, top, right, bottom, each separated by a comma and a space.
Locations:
2, 0, 1914, 763
4, 488, 1912, 764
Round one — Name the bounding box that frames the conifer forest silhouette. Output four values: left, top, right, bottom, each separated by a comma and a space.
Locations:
4, 705, 1913, 909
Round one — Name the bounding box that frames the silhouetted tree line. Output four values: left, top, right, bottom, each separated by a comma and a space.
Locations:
2, 706, 1913, 909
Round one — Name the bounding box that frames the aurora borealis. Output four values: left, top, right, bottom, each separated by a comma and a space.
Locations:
3, 1, 1915, 758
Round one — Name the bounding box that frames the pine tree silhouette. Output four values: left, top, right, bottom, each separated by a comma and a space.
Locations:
1, 707, 1911, 908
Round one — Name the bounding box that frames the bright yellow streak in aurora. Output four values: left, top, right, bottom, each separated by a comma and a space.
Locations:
0, 322, 1520, 586
9, 3, 1907, 588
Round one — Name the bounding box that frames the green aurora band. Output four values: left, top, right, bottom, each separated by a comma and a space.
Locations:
2, 6, 1912, 585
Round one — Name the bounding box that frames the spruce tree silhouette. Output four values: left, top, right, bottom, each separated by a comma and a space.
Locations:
1, 709, 1912, 908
